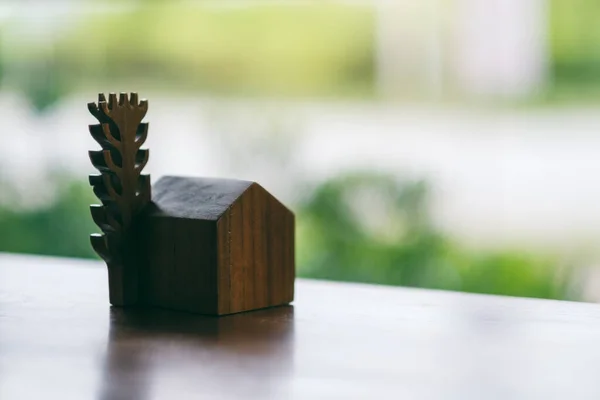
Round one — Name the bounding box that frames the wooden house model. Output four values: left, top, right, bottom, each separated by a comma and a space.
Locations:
87, 93, 294, 315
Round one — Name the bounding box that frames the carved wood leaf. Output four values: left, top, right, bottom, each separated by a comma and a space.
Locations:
88, 92, 151, 264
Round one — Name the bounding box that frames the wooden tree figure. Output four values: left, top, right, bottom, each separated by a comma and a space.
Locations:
88, 92, 295, 315
88, 92, 150, 306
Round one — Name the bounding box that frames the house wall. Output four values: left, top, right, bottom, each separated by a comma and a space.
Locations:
138, 216, 220, 314
217, 183, 295, 315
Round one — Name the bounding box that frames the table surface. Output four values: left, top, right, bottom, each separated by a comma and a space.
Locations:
2, 254, 600, 400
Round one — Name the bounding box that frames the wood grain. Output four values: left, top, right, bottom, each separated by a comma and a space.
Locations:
138, 215, 219, 314
139, 177, 295, 315
86, 92, 294, 314
4, 253, 600, 400
218, 182, 295, 314
88, 92, 150, 306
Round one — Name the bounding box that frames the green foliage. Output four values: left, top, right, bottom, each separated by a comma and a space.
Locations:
549, 0, 600, 95
0, 179, 97, 258
16, 59, 70, 112
0, 173, 576, 301
5, 1, 600, 105
296, 172, 574, 300
29, 3, 374, 99
455, 251, 568, 299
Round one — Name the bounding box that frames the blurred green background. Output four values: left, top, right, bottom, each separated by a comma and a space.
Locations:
1, 0, 599, 301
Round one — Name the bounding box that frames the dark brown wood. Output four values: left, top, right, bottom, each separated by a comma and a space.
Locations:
86, 95, 294, 314
138, 176, 295, 315
3, 253, 600, 399
218, 183, 295, 314
88, 92, 151, 306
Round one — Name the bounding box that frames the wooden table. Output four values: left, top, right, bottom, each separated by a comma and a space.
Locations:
1, 254, 600, 399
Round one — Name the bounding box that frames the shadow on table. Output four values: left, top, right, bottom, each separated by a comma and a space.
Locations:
96, 305, 295, 400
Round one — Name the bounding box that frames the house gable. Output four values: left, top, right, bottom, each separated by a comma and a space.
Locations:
217, 183, 295, 314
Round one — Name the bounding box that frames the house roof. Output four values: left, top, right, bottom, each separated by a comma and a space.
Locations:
148, 176, 253, 221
